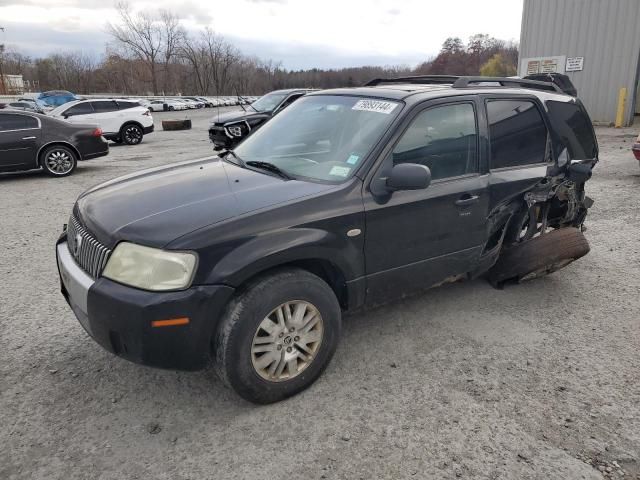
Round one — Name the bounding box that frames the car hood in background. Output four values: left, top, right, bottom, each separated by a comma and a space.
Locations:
210, 109, 269, 126
75, 157, 334, 249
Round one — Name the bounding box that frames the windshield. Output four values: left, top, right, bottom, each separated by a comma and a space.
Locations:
234, 95, 402, 182
250, 92, 288, 112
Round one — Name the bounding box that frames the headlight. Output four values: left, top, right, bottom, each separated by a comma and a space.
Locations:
103, 242, 197, 291
226, 124, 245, 137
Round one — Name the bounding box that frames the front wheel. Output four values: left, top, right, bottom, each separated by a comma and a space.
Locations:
40, 145, 77, 177
214, 268, 341, 404
121, 124, 143, 145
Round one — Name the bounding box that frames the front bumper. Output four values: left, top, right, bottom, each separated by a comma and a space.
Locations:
208, 126, 238, 148
56, 241, 235, 371
632, 143, 640, 161
143, 124, 155, 135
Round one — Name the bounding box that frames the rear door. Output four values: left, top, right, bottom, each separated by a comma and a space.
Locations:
89, 100, 120, 134
0, 114, 41, 170
483, 96, 553, 212
363, 97, 490, 303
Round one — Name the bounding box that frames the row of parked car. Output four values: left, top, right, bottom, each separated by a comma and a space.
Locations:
0, 90, 266, 178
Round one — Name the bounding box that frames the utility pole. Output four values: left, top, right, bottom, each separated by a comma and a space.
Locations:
0, 26, 6, 95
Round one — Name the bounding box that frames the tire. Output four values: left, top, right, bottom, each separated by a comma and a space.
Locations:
169, 106, 175, 111
40, 145, 78, 177
487, 227, 590, 286
214, 268, 341, 404
120, 123, 143, 145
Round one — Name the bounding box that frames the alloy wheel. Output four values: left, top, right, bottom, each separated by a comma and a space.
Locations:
251, 300, 324, 382
123, 125, 142, 144
45, 150, 73, 174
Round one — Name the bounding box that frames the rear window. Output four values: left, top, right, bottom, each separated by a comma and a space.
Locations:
117, 101, 140, 110
91, 101, 118, 113
546, 100, 597, 160
487, 99, 548, 169
65, 103, 94, 117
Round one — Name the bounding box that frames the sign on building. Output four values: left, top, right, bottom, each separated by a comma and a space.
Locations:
566, 57, 584, 72
519, 55, 566, 76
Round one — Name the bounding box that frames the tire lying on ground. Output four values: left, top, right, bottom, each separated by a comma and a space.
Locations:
487, 227, 590, 286
162, 119, 192, 131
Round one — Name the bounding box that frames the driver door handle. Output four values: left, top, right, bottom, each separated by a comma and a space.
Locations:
22, 136, 37, 140
455, 194, 479, 207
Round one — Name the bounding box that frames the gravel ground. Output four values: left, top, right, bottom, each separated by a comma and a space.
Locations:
1, 109, 639, 480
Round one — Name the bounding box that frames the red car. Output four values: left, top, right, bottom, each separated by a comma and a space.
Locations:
633, 133, 640, 163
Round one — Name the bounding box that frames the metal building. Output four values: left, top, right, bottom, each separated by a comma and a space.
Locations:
519, 0, 640, 126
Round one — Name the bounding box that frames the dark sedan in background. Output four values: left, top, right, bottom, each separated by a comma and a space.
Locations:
208, 88, 316, 150
0, 111, 109, 177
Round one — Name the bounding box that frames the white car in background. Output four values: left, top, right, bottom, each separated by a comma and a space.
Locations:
50, 98, 154, 145
148, 99, 188, 112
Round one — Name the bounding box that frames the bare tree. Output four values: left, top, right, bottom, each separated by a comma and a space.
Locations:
107, 1, 163, 94
202, 29, 240, 95
159, 9, 184, 94
178, 33, 210, 94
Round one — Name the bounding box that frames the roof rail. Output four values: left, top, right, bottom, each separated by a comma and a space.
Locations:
452, 76, 562, 93
364, 75, 564, 94
365, 75, 461, 86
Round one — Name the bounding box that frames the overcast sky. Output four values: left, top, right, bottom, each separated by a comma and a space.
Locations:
0, 0, 523, 69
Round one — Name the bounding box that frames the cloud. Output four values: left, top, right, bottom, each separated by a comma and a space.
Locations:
0, 0, 523, 69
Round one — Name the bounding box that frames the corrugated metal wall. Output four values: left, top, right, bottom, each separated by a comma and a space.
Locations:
520, 0, 640, 125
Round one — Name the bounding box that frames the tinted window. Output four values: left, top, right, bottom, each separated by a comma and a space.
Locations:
546, 100, 597, 159
64, 103, 94, 117
91, 101, 118, 113
0, 114, 38, 131
487, 100, 548, 168
393, 103, 478, 180
117, 101, 140, 110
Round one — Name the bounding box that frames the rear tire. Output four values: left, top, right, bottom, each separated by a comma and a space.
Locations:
120, 123, 143, 145
214, 268, 341, 404
40, 145, 77, 177
487, 227, 590, 287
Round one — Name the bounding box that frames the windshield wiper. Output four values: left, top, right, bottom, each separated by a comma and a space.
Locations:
220, 149, 246, 167
246, 161, 293, 180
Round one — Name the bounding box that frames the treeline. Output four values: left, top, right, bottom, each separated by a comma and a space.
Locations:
1, 3, 518, 96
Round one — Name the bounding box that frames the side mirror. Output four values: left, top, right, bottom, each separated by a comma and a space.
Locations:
63, 114, 69, 119
386, 163, 431, 192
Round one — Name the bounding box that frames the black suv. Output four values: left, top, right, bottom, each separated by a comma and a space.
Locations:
56, 76, 598, 403
208, 88, 316, 150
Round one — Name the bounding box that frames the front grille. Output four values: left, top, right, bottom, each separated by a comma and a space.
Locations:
66, 215, 111, 279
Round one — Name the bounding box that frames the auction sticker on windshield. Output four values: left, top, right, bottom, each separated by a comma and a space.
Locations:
352, 99, 398, 114
329, 165, 351, 177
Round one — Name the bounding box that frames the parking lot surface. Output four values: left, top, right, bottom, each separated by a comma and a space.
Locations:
1, 110, 639, 479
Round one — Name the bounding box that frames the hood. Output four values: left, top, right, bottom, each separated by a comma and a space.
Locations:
75, 157, 333, 249
210, 109, 268, 125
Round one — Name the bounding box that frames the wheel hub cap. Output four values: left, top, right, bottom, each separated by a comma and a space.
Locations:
251, 300, 324, 382
46, 151, 72, 173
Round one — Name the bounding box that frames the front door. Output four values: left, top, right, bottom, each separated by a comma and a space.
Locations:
363, 99, 489, 303
0, 114, 41, 170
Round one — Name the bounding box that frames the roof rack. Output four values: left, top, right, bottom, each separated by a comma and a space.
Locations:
365, 75, 461, 86
364, 75, 563, 94
451, 76, 562, 93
